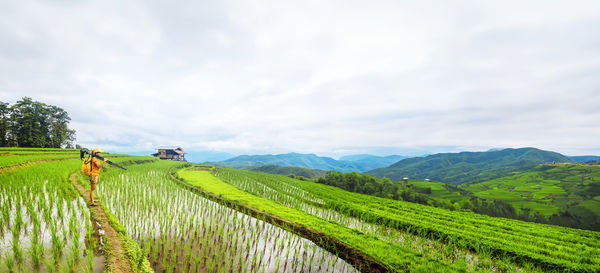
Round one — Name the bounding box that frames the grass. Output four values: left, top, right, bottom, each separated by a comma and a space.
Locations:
75, 171, 153, 273
98, 161, 357, 273
462, 163, 600, 218
578, 200, 600, 213
204, 166, 600, 273
178, 168, 467, 272
0, 158, 96, 272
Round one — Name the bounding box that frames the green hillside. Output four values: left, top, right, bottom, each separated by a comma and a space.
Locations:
212, 152, 404, 172
248, 164, 327, 179
212, 152, 369, 172
570, 155, 600, 163
367, 147, 573, 185
339, 154, 407, 170
188, 167, 600, 272
462, 162, 600, 230
409, 180, 469, 201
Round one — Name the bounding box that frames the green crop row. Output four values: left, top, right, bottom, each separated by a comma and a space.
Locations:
94, 160, 360, 273
212, 167, 600, 273
0, 160, 99, 272
0, 152, 158, 273
0, 154, 78, 168
180, 167, 469, 272
0, 147, 79, 151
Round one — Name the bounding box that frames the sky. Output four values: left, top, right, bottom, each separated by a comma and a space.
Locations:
1, 0, 599, 158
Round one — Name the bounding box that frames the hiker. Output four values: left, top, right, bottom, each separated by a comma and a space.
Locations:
89, 147, 107, 206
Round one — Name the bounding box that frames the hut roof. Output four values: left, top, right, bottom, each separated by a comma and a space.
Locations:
157, 146, 187, 154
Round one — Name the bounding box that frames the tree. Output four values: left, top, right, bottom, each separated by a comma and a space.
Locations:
2, 97, 76, 148
0, 101, 12, 146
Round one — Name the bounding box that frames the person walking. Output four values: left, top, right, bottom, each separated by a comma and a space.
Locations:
89, 147, 107, 206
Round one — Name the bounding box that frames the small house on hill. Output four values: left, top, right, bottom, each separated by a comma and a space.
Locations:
153, 146, 187, 161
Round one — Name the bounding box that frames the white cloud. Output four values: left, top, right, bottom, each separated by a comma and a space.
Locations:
1, 0, 599, 156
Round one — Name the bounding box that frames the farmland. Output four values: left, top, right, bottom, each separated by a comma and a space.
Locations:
462, 163, 600, 227
0, 151, 103, 272
1, 148, 599, 273
195, 167, 600, 272
0, 149, 358, 273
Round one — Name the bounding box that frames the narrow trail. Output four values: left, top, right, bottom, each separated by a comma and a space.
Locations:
169, 168, 391, 273
70, 172, 135, 273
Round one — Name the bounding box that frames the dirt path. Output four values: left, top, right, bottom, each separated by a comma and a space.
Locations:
70, 172, 135, 273
169, 168, 391, 273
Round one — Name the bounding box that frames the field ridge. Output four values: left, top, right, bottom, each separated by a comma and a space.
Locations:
169, 167, 393, 272
70, 172, 139, 273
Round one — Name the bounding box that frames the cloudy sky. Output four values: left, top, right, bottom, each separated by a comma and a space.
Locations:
1, 0, 599, 158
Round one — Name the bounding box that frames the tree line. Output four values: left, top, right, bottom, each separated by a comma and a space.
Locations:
317, 171, 400, 200
315, 170, 600, 231
0, 97, 76, 148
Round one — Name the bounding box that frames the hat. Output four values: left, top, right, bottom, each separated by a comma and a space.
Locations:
92, 147, 103, 153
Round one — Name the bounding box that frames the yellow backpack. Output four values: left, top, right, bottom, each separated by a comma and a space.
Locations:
82, 156, 93, 176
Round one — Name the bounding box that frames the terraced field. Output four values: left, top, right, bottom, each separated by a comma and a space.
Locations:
462, 163, 600, 219
182, 167, 600, 272
2, 148, 599, 273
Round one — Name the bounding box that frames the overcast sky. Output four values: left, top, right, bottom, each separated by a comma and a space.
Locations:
1, 0, 599, 158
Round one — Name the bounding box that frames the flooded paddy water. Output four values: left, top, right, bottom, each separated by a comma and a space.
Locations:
214, 168, 536, 273
0, 181, 105, 273
98, 168, 357, 273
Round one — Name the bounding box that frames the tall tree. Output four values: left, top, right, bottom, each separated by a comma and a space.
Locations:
47, 105, 75, 148
0, 101, 11, 146
3, 97, 76, 148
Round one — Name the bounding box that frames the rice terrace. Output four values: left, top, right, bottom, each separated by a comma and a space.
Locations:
3, 1, 600, 272
0, 146, 599, 272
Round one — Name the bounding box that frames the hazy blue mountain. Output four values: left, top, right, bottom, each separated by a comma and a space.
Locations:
569, 155, 600, 163
366, 147, 574, 185
339, 154, 408, 170
211, 152, 372, 172
118, 150, 155, 157
186, 151, 236, 163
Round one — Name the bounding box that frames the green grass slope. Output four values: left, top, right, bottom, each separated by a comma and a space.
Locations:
367, 147, 573, 185
462, 162, 600, 230
204, 167, 600, 272
248, 164, 327, 179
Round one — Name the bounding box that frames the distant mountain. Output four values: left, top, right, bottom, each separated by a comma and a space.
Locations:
211, 153, 372, 172
118, 150, 236, 163
570, 155, 600, 163
366, 148, 574, 185
339, 154, 407, 170
186, 151, 236, 163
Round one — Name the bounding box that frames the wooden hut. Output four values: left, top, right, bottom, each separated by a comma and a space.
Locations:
153, 146, 187, 161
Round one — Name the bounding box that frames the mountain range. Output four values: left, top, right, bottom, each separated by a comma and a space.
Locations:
569, 155, 600, 163
209, 152, 406, 172
366, 147, 574, 185
206, 147, 598, 186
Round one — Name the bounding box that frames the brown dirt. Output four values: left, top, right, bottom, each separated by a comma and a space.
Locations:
70, 172, 135, 273
170, 169, 392, 273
